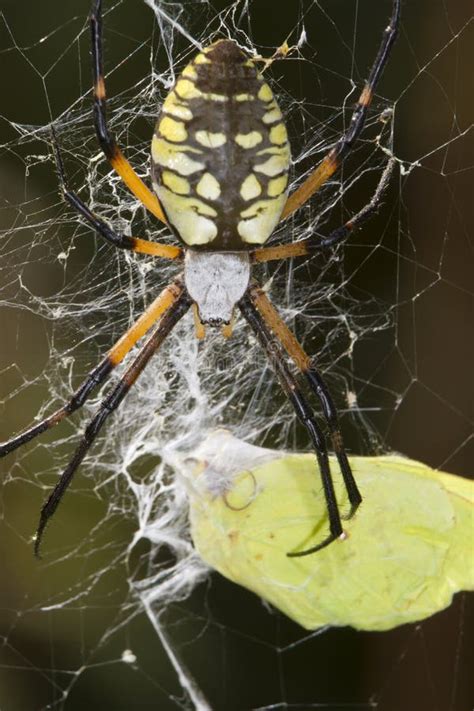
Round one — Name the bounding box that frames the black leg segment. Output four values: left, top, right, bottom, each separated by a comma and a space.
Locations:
239, 293, 346, 556
0, 358, 113, 459
317, 157, 395, 250
34, 285, 192, 556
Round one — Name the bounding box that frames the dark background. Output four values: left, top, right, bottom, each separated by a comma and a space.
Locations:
0, 0, 472, 709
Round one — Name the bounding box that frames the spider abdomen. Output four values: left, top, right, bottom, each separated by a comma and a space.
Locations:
151, 39, 291, 250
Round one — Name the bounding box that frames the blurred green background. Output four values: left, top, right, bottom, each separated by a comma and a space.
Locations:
0, 0, 472, 709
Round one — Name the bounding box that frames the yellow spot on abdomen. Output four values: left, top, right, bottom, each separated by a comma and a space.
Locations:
255, 149, 290, 177
206, 93, 229, 102
234, 93, 254, 102
269, 123, 288, 145
268, 175, 288, 197
159, 116, 188, 143
258, 83, 273, 102
195, 131, 227, 148
161, 171, 190, 195
240, 174, 262, 201
262, 106, 282, 124
182, 64, 198, 80
235, 132, 263, 149
152, 136, 204, 176
175, 79, 202, 100
162, 92, 193, 121
196, 173, 221, 200
238, 194, 287, 244
156, 187, 217, 245
194, 53, 210, 64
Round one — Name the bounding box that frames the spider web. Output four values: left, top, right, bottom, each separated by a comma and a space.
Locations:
0, 0, 472, 709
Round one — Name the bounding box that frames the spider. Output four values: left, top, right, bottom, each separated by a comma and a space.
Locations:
0, 0, 400, 557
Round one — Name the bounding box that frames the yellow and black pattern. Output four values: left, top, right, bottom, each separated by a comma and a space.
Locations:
151, 39, 291, 249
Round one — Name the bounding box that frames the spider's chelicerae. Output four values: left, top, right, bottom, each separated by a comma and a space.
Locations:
1, 0, 400, 556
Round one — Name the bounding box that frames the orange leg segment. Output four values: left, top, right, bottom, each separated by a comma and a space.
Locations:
108, 280, 184, 364
280, 0, 400, 221
247, 282, 362, 525
0, 279, 186, 458
107, 149, 167, 224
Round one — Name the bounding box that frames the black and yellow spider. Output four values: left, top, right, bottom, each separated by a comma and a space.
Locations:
0, 0, 400, 556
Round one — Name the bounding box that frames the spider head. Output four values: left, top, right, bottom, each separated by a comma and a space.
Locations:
184, 250, 250, 326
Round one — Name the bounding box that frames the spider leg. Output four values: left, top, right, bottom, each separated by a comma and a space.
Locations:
246, 283, 362, 519
308, 155, 395, 250
281, 0, 400, 220
252, 157, 395, 264
90, 0, 167, 223
239, 290, 346, 557
34, 282, 192, 557
0, 279, 185, 459
52, 130, 182, 260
